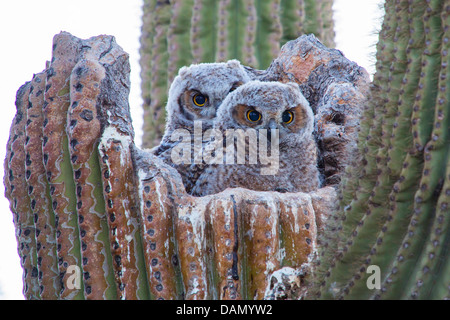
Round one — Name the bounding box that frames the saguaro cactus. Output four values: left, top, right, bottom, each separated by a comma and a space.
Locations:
316, 0, 450, 300
139, 0, 335, 148
7, 1, 450, 300
4, 31, 368, 299
134, 151, 333, 299
5, 32, 135, 300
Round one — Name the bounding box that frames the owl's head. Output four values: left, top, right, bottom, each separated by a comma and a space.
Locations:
166, 59, 251, 131
215, 81, 314, 141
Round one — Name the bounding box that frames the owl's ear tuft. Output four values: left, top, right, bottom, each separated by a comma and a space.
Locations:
226, 59, 242, 69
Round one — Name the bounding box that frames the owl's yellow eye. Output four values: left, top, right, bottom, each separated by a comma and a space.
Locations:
246, 110, 261, 122
282, 110, 294, 124
193, 93, 207, 107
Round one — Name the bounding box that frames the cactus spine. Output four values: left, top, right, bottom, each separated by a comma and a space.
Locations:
139, 0, 335, 148
316, 0, 450, 300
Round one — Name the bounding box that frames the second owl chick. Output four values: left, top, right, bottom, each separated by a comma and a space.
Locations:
191, 80, 321, 196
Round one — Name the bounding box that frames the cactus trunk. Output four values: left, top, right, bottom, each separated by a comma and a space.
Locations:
316, 0, 450, 300
6, 0, 450, 301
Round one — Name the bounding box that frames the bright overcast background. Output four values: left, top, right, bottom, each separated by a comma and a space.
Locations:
0, 0, 384, 299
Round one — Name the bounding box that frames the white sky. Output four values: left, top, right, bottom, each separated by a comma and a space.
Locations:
0, 0, 384, 299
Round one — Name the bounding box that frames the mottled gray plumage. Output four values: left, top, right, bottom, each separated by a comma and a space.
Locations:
191, 80, 320, 196
152, 60, 251, 193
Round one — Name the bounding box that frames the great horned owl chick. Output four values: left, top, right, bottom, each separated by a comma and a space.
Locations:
152, 60, 251, 192
191, 80, 321, 197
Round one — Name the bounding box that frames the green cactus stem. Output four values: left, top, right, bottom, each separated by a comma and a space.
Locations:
409, 6, 450, 300
313, 3, 397, 292
241, 0, 258, 67
316, 0, 450, 300
424, 152, 449, 300
410, 0, 442, 153
141, 0, 171, 149
167, 0, 195, 84
254, 0, 282, 69
324, 1, 411, 299
280, 0, 305, 45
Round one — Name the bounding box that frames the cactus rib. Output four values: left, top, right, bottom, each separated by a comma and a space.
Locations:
67, 57, 117, 300
99, 132, 149, 300
26, 71, 61, 299
136, 156, 181, 300
43, 32, 84, 299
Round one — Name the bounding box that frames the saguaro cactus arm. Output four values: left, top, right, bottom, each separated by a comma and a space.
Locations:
4, 32, 139, 300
